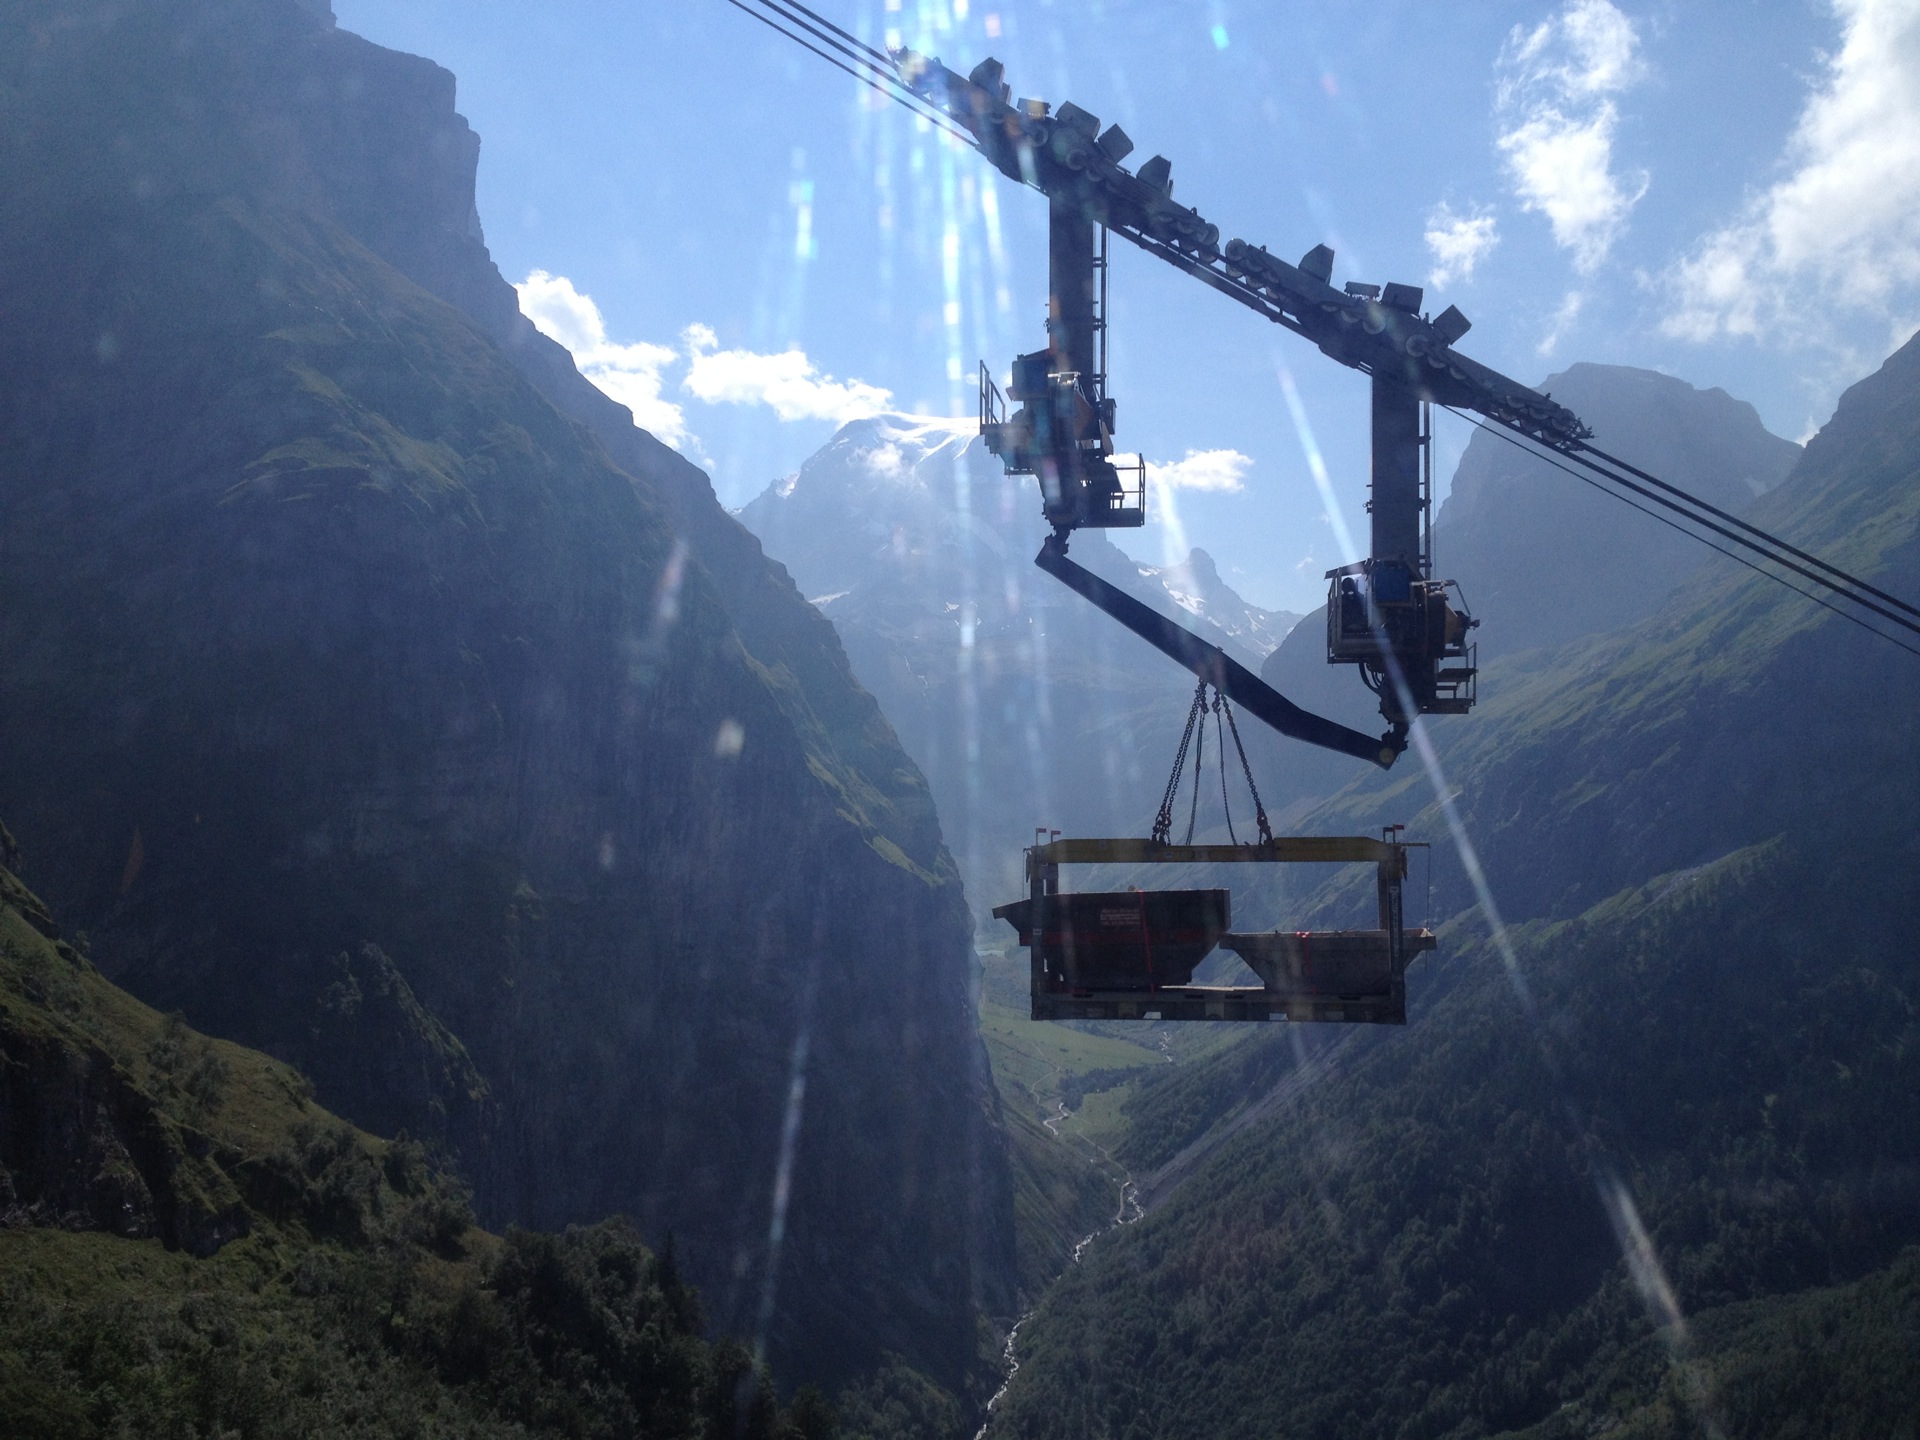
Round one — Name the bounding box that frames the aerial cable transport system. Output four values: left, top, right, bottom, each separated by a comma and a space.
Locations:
724, 0, 1920, 1023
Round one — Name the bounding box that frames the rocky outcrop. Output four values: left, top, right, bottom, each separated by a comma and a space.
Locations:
0, 865, 252, 1255
1435, 362, 1801, 657
0, 0, 1013, 1402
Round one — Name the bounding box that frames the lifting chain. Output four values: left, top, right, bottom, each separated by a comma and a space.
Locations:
1152, 682, 1209, 846
1221, 692, 1275, 845
1151, 681, 1273, 847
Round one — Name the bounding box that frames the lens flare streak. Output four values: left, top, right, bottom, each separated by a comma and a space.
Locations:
1277, 366, 1706, 1416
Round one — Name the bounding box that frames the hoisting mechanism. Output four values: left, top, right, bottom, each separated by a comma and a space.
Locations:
921, 46, 1581, 757
720, 4, 1920, 1022
913, 45, 1512, 1020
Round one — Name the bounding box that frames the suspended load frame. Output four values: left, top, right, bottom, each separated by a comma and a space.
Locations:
995, 834, 1435, 1025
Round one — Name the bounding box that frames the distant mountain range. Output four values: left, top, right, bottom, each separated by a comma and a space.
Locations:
740, 414, 1298, 918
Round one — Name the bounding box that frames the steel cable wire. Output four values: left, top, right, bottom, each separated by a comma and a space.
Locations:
1450, 409, 1920, 661
1577, 437, 1920, 623
722, 0, 973, 143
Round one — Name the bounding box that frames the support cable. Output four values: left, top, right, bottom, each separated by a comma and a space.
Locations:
1452, 410, 1920, 661
1539, 435, 1920, 638
768, 0, 896, 67
1154, 684, 1276, 847
1578, 438, 1920, 625
1152, 683, 1207, 846
722, 0, 973, 143
733, 0, 897, 82
1185, 695, 1206, 845
1213, 694, 1237, 846
1221, 697, 1275, 845
1556, 445, 1920, 638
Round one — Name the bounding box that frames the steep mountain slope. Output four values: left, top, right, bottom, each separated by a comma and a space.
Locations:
1251, 362, 1802, 817
0, 0, 1012, 1406
740, 415, 1297, 916
987, 339, 1920, 1437
0, 850, 833, 1440
1436, 363, 1801, 656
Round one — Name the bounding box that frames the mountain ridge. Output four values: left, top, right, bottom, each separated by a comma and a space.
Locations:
0, 0, 1013, 1409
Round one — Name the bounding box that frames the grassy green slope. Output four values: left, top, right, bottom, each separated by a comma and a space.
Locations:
978, 950, 1157, 1300
1497, 1247, 1920, 1440
0, 854, 833, 1440
994, 843, 1920, 1439
986, 339, 1920, 1438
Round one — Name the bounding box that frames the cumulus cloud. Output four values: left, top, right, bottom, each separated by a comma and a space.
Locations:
516, 271, 898, 448
1665, 0, 1920, 345
682, 324, 893, 424
1151, 448, 1252, 493
1426, 204, 1501, 288
516, 271, 688, 448
1495, 0, 1647, 273
1537, 290, 1586, 357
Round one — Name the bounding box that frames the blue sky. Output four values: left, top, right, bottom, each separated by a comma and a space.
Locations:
333, 0, 1920, 613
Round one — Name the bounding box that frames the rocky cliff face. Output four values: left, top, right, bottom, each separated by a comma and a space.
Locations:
0, 0, 1013, 1403
1434, 362, 1802, 657
740, 415, 1298, 916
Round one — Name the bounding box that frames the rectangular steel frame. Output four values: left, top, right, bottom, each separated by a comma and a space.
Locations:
1022, 837, 1434, 1025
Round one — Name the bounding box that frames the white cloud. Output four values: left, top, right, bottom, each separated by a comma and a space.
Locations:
1495, 0, 1647, 273
516, 269, 602, 355
1665, 0, 1920, 344
1426, 204, 1501, 288
1537, 289, 1586, 357
516, 271, 900, 449
517, 270, 689, 448
862, 442, 907, 478
682, 323, 893, 424
1150, 448, 1252, 493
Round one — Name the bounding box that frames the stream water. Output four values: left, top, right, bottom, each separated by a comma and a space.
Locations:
972, 1027, 1349, 1436
973, 1104, 1141, 1439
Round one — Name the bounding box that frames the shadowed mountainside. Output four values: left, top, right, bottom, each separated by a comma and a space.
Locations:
1437, 363, 1801, 656
0, 0, 1013, 1411
988, 338, 1920, 1438
0, 847, 843, 1440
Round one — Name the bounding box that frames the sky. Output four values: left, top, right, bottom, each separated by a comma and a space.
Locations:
332, 0, 1920, 613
